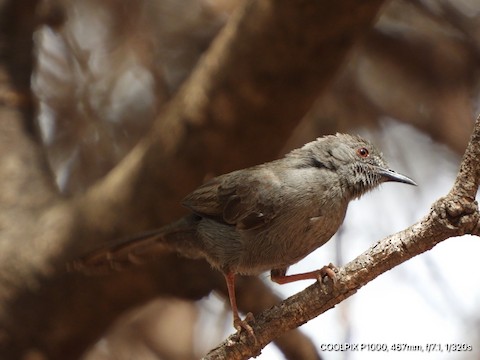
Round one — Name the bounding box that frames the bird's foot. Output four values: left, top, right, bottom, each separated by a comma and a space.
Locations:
233, 312, 257, 344
318, 263, 338, 285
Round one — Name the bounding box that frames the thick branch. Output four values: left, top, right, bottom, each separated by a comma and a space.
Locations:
0, 0, 386, 358
78, 0, 387, 246
204, 117, 480, 359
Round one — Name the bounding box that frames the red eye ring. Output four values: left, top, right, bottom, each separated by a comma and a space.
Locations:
357, 147, 369, 158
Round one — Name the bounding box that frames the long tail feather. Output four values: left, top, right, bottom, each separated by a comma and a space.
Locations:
69, 215, 202, 274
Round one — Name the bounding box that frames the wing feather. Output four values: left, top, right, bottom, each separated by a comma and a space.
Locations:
182, 167, 280, 230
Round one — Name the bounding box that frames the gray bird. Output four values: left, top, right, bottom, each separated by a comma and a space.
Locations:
74, 133, 416, 333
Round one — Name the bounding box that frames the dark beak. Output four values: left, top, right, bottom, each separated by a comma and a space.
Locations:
377, 168, 417, 186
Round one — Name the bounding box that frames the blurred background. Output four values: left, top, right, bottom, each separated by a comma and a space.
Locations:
30, 0, 480, 358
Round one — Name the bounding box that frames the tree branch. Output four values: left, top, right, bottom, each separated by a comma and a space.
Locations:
450, 115, 480, 199
77, 0, 387, 246
204, 116, 480, 359
0, 0, 386, 358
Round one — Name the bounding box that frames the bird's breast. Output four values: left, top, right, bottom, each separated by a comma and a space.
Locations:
235, 203, 347, 275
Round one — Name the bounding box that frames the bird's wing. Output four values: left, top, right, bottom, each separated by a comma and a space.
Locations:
183, 168, 280, 230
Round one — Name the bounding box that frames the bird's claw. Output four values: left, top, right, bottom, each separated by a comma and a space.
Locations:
318, 263, 337, 285
233, 312, 257, 344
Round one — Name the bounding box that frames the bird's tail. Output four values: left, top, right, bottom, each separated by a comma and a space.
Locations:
69, 215, 202, 275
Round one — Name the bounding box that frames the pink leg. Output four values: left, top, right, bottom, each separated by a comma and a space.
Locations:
224, 272, 255, 339
271, 264, 337, 284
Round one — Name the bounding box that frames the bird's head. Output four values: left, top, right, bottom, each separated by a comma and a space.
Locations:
290, 133, 416, 199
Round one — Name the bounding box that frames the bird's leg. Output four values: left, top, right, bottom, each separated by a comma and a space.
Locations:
271, 263, 337, 285
223, 272, 256, 340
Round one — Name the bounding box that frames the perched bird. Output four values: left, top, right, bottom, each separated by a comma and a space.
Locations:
73, 133, 416, 333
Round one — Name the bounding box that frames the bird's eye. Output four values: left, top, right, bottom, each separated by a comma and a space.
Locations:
357, 147, 369, 158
